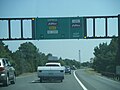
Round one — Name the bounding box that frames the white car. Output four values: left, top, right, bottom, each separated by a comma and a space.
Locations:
37, 62, 65, 82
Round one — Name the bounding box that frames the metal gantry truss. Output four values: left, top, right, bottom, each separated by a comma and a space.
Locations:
84, 15, 118, 39
0, 15, 119, 40
0, 18, 34, 40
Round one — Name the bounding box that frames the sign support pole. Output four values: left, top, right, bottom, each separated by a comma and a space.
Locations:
117, 14, 120, 66
116, 14, 120, 75
118, 15, 120, 65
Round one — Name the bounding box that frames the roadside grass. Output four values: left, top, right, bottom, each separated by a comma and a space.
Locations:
84, 68, 120, 82
84, 68, 101, 76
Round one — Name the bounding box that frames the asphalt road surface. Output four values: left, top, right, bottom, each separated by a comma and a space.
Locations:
76, 69, 120, 90
0, 69, 120, 90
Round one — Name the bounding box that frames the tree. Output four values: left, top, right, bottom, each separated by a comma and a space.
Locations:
0, 41, 81, 76
93, 38, 118, 73
0, 41, 12, 59
0, 41, 13, 64
61, 59, 80, 69
12, 42, 39, 73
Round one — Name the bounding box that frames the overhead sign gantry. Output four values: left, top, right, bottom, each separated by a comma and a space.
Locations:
0, 15, 119, 40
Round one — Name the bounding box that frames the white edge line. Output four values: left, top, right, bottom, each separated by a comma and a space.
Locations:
73, 70, 88, 90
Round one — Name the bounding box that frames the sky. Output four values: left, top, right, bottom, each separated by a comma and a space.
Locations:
0, 0, 120, 62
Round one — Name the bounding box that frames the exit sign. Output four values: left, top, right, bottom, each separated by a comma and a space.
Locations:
32, 17, 86, 39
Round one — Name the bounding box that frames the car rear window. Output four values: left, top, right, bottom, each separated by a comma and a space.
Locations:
46, 64, 59, 66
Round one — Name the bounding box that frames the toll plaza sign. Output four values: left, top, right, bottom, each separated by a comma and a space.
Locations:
32, 17, 86, 39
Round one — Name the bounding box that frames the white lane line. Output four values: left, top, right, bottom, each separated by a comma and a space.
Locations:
73, 70, 88, 90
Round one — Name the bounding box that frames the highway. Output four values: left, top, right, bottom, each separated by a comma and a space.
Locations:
0, 69, 120, 90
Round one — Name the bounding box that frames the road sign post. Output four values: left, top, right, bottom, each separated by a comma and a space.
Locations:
116, 14, 120, 75
118, 14, 120, 66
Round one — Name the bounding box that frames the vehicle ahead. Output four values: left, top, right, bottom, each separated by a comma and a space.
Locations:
71, 65, 77, 70
37, 62, 65, 83
0, 58, 16, 86
65, 66, 71, 74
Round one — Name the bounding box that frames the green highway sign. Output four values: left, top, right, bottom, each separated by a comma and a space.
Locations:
32, 17, 86, 39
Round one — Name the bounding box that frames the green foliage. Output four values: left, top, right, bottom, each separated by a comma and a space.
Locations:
0, 41, 10, 58
0, 41, 13, 63
93, 38, 118, 73
13, 42, 48, 74
59, 58, 80, 69
1, 38, 118, 76
0, 41, 80, 76
81, 61, 91, 67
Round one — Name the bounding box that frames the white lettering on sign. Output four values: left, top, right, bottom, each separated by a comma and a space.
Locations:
47, 30, 58, 34
72, 19, 80, 23
72, 24, 80, 28
73, 33, 80, 37
72, 19, 81, 28
48, 22, 58, 26
47, 19, 58, 32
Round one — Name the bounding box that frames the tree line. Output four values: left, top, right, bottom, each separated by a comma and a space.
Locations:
1, 38, 117, 75
0, 41, 80, 76
92, 38, 118, 73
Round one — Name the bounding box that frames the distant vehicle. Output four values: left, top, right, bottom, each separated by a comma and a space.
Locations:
71, 65, 77, 70
0, 58, 16, 86
48, 56, 59, 62
65, 66, 71, 74
37, 62, 65, 82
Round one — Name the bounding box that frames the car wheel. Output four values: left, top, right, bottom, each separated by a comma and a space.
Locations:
11, 74, 16, 84
3, 76, 9, 86
60, 79, 63, 82
40, 78, 42, 83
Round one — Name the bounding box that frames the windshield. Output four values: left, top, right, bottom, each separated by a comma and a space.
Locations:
0, 0, 120, 90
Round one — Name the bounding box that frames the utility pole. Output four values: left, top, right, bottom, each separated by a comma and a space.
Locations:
79, 50, 81, 64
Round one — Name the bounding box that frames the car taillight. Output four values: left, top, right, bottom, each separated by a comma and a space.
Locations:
0, 67, 5, 72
